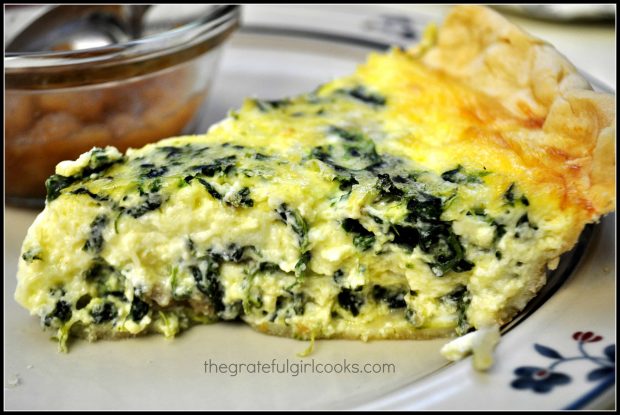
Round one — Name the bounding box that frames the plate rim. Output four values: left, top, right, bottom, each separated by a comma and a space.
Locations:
5, 11, 616, 410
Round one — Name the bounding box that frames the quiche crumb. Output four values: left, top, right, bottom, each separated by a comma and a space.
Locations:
440, 325, 500, 371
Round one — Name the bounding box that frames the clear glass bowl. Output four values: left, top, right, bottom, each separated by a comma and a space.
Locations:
5, 5, 240, 206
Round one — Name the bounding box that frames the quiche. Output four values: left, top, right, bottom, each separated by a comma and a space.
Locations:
15, 6, 615, 354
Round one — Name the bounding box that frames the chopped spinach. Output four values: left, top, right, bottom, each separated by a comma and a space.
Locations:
220, 301, 243, 320
503, 183, 529, 207
47, 300, 72, 323
225, 187, 254, 208
333, 269, 345, 284
258, 262, 280, 273
312, 127, 382, 171
106, 291, 126, 300
193, 155, 236, 177
83, 214, 109, 254
340, 86, 386, 106
405, 308, 419, 326
190, 254, 224, 313
149, 179, 162, 193
219, 143, 245, 150
142, 166, 168, 178
353, 234, 375, 251
348, 148, 361, 157
375, 174, 404, 200
83, 257, 116, 282
365, 167, 473, 276
45, 174, 76, 201
388, 224, 419, 250
254, 98, 291, 112
442, 285, 472, 335
516, 214, 529, 227
370, 215, 384, 225
392, 175, 410, 184
274, 296, 286, 312
344, 140, 381, 167
372, 285, 407, 308
22, 248, 42, 263
312, 143, 379, 171
405, 192, 442, 222
295, 251, 312, 278
245, 288, 263, 310
337, 288, 365, 316
213, 243, 248, 263
187, 237, 196, 255
469, 206, 486, 217
184, 175, 223, 200
254, 153, 270, 160
492, 220, 506, 241
467, 208, 508, 243
334, 173, 359, 191
85, 148, 124, 175
310, 146, 336, 166
272, 292, 306, 318
453, 259, 475, 272
275, 203, 309, 251
516, 213, 538, 230
504, 183, 516, 205
45, 148, 125, 201
91, 302, 117, 324
342, 218, 375, 251
159, 146, 183, 159
245, 260, 280, 279
70, 188, 109, 202
292, 293, 306, 315
196, 178, 222, 200
441, 165, 489, 184
328, 126, 365, 142
130, 295, 149, 321
417, 223, 473, 277
123, 192, 164, 218
76, 294, 92, 310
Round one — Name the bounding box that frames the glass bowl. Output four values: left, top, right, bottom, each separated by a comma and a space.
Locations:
5, 5, 240, 206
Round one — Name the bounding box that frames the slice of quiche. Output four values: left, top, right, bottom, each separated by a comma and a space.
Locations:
15, 6, 615, 353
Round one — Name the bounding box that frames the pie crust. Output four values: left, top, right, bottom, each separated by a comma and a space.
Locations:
421, 5, 615, 219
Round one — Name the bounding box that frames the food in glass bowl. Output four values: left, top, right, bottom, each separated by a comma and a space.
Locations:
5, 5, 240, 205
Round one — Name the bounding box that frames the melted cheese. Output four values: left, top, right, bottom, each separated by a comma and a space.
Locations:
16, 48, 592, 351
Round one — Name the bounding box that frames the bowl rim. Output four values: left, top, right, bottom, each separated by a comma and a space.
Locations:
5, 5, 240, 90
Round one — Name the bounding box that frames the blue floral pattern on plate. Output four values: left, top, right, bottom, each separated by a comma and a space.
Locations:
511, 331, 615, 400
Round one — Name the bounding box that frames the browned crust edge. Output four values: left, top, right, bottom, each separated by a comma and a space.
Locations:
421, 5, 615, 216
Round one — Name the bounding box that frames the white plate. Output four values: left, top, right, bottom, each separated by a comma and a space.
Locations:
4, 7, 616, 410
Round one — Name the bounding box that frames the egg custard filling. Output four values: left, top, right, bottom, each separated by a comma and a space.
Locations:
15, 6, 615, 353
